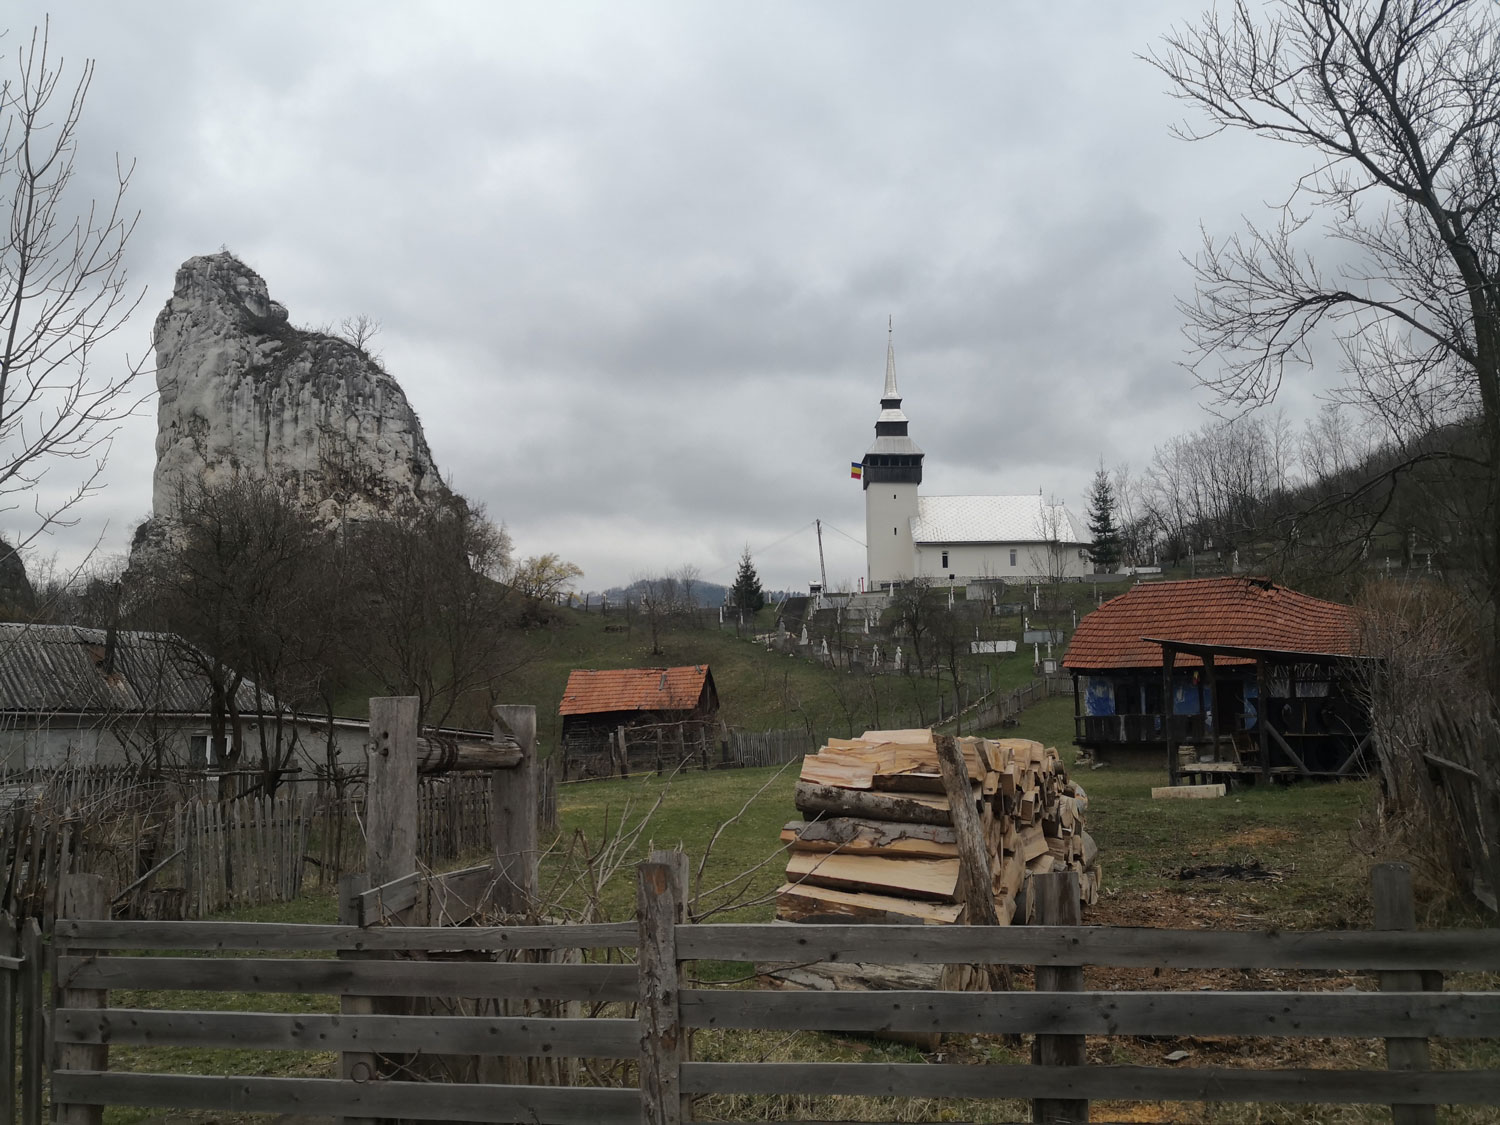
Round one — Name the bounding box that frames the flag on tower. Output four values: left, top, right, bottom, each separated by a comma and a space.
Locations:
850, 461, 863, 480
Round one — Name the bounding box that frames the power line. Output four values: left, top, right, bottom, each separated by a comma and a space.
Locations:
820, 520, 866, 549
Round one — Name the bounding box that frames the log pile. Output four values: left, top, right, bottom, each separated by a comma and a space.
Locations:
776, 729, 1099, 929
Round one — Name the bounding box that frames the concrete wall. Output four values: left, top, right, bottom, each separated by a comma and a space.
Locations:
913, 541, 1091, 583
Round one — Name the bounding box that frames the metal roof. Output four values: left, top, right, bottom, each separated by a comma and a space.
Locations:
911, 495, 1089, 545
0, 624, 262, 715
865, 434, 924, 456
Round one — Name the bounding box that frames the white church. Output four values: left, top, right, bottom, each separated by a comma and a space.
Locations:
859, 335, 1091, 590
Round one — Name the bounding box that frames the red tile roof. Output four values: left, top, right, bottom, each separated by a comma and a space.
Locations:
1063, 577, 1361, 672
558, 665, 713, 716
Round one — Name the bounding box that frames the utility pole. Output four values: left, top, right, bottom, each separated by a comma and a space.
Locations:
816, 518, 828, 592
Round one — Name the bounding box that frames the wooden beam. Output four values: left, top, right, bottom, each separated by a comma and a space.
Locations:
1257, 659, 1271, 783
638, 858, 685, 1125
55, 875, 108, 1125
417, 737, 523, 773
1163, 646, 1178, 785
1335, 733, 1373, 776
1266, 723, 1311, 776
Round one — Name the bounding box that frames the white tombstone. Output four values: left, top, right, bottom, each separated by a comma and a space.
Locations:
799, 624, 809, 645
894, 645, 904, 670
947, 587, 954, 609
863, 614, 870, 635
872, 644, 881, 667
820, 637, 829, 656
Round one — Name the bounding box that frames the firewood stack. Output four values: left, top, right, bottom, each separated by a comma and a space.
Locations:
776, 729, 1100, 930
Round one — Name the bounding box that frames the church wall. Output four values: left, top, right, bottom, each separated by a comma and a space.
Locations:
865, 483, 919, 587
913, 541, 1090, 583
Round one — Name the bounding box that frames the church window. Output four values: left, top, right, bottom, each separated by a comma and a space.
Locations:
941, 551, 949, 568
893, 527, 898, 535
1009, 549, 1017, 566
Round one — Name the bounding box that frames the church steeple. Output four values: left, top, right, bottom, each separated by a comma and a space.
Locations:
883, 318, 899, 401
861, 321, 922, 490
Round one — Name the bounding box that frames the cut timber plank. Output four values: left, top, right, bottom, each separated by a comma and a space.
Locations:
780, 820, 959, 860
775, 883, 964, 925
784, 853, 960, 902
1152, 784, 1227, 800
794, 782, 953, 826
1019, 824, 1049, 862
799, 758, 874, 789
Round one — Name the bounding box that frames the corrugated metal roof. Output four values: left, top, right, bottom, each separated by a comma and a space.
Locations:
912, 495, 1089, 545
1062, 577, 1362, 671
558, 665, 713, 717
865, 435, 924, 456
0, 624, 262, 714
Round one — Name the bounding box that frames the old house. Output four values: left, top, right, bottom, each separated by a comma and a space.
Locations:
558, 665, 719, 778
0, 623, 383, 776
1064, 577, 1369, 779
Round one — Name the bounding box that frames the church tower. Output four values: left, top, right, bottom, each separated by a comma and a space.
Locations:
862, 327, 923, 589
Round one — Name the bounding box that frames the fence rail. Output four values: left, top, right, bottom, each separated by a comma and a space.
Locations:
46, 861, 1500, 1125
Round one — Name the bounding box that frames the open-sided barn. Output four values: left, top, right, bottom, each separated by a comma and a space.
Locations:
1064, 577, 1369, 780
558, 665, 719, 777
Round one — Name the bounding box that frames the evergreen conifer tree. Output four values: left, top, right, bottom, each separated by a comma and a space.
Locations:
1086, 466, 1121, 573
730, 546, 765, 614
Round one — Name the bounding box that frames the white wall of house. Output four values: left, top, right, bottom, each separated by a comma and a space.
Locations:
0, 713, 373, 774
913, 541, 1091, 583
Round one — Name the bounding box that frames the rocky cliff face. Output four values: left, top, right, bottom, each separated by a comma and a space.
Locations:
151, 253, 449, 525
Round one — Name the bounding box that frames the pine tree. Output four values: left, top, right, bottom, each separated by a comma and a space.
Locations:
1086, 465, 1121, 573
730, 546, 765, 614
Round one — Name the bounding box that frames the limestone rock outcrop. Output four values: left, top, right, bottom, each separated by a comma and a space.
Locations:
150, 253, 449, 525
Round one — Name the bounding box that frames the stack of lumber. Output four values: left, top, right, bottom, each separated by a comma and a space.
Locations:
776, 729, 1100, 931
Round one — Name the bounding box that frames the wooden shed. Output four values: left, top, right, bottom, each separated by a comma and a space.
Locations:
1063, 577, 1370, 782
558, 665, 720, 778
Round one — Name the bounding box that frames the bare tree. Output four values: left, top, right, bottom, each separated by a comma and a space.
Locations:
1150, 0, 1500, 676
1, 21, 145, 546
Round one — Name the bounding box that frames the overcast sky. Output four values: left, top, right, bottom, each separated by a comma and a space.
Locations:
10, 1, 1338, 594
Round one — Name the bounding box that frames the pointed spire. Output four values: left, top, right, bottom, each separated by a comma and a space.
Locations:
883, 316, 899, 399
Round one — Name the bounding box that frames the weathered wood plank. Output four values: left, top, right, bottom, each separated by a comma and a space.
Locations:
783, 852, 959, 901
679, 988, 1500, 1038
678, 1061, 1500, 1104
1374, 862, 1437, 1125
775, 883, 965, 925
1151, 783, 1226, 799
56, 875, 108, 1125
18, 920, 42, 1125
53, 919, 638, 951
51, 1072, 642, 1124
675, 924, 1500, 970
638, 858, 684, 1125
492, 704, 539, 913
54, 1009, 639, 1057
57, 956, 636, 1002
357, 863, 495, 926
1032, 871, 1085, 1124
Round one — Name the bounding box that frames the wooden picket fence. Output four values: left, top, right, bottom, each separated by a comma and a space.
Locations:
725, 727, 816, 768
167, 796, 312, 918
45, 862, 1500, 1125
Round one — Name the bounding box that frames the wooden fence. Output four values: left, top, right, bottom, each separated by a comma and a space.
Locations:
46, 862, 1500, 1124
725, 727, 815, 768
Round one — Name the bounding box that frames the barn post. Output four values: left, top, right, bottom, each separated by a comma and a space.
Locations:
492, 704, 538, 915
1162, 646, 1178, 785
1203, 651, 1219, 762
1257, 659, 1272, 783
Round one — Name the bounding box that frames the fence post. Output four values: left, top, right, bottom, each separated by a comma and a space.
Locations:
17, 917, 40, 1125
54, 873, 108, 1125
493, 704, 538, 915
1032, 870, 1086, 1125
336, 873, 375, 1125
0, 914, 13, 1125
366, 697, 420, 905
638, 853, 687, 1125
1372, 862, 1437, 1125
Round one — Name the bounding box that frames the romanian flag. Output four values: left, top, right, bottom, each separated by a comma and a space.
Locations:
850, 461, 863, 480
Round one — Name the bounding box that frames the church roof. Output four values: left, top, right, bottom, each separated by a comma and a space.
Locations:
911, 495, 1089, 546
